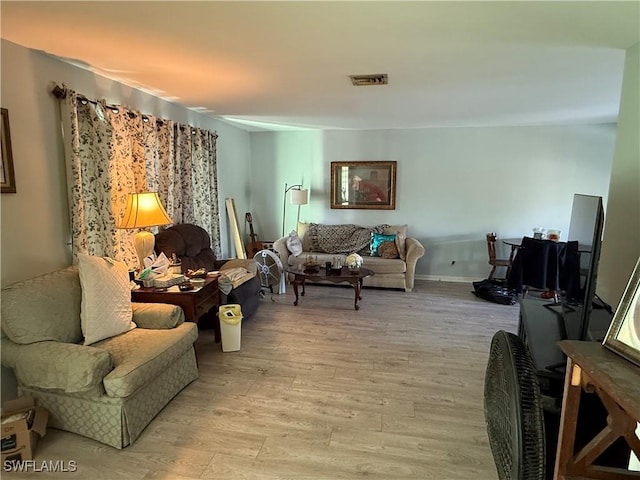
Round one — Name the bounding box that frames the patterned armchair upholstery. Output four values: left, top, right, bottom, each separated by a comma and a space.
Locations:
1, 267, 198, 449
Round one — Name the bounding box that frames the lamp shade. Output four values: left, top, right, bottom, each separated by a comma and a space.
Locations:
290, 189, 308, 206
118, 192, 172, 229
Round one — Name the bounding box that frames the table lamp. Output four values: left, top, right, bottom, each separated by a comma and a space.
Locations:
282, 183, 308, 237
118, 192, 172, 272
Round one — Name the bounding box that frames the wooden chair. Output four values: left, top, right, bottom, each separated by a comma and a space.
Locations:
486, 233, 512, 280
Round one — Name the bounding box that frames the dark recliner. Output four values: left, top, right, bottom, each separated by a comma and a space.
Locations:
154, 224, 262, 325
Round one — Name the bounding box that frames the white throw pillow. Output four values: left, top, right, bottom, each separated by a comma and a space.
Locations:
78, 254, 135, 345
286, 230, 304, 256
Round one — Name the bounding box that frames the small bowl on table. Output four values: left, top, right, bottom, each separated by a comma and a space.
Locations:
189, 278, 205, 288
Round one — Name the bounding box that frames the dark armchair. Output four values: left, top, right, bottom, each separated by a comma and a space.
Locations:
154, 224, 262, 323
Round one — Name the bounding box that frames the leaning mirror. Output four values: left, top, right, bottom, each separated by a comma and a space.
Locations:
603, 257, 640, 367
330, 161, 396, 210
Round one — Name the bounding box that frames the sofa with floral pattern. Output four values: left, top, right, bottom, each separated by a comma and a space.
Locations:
1, 266, 198, 449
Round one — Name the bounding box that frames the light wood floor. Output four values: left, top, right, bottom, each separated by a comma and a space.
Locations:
8, 280, 519, 479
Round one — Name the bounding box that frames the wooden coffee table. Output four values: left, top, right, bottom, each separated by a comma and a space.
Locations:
131, 276, 222, 340
286, 266, 374, 310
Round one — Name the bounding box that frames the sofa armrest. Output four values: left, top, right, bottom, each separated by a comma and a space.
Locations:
1, 337, 112, 393
273, 236, 291, 267
404, 237, 426, 292
132, 302, 185, 329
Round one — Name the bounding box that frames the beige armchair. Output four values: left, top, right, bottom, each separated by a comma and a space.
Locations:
1, 266, 198, 449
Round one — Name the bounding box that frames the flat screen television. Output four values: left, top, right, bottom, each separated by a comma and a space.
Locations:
561, 194, 605, 341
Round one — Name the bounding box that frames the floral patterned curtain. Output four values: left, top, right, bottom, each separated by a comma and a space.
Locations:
59, 87, 221, 268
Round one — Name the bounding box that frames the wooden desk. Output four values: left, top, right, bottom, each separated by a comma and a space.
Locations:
554, 340, 640, 479
132, 276, 221, 340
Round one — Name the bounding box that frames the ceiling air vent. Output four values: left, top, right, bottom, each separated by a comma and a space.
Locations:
349, 74, 388, 86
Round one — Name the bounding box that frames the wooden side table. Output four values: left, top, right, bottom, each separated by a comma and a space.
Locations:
131, 276, 221, 341
554, 340, 640, 479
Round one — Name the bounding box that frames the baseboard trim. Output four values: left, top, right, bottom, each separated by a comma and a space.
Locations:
415, 274, 480, 284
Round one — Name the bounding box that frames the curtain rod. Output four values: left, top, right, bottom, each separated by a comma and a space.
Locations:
51, 84, 164, 123
50, 84, 218, 137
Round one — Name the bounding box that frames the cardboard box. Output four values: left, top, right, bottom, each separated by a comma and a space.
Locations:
1, 397, 48, 462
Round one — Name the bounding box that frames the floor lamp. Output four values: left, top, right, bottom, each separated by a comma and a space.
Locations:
118, 192, 173, 272
282, 183, 308, 237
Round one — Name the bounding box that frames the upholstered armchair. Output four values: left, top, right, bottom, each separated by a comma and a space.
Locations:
154, 224, 262, 321
1, 265, 198, 449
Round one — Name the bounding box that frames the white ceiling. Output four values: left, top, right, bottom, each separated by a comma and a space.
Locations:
1, 1, 639, 131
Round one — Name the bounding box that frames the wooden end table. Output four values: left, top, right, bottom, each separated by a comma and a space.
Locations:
554, 340, 640, 479
285, 266, 374, 310
131, 276, 221, 341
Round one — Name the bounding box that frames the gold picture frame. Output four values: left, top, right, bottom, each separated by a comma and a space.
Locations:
330, 161, 396, 210
1, 108, 16, 193
603, 257, 640, 367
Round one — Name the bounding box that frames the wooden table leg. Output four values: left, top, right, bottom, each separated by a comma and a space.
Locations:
554, 359, 582, 480
292, 279, 300, 306
212, 309, 221, 343
353, 278, 364, 310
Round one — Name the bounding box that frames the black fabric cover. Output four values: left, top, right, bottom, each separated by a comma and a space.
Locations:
507, 237, 580, 297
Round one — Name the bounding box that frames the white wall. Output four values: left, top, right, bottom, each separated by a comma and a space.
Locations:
251, 125, 615, 281
0, 39, 252, 287
599, 42, 640, 308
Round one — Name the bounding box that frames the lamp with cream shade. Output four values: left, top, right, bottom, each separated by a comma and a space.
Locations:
118, 192, 172, 271
282, 183, 308, 237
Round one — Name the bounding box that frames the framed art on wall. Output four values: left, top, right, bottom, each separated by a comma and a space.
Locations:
330, 161, 396, 210
603, 257, 640, 367
1, 108, 16, 193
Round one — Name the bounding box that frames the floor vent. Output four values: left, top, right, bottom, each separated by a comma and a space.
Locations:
349, 74, 388, 86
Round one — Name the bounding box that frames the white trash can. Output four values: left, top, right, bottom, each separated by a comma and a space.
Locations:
218, 304, 242, 352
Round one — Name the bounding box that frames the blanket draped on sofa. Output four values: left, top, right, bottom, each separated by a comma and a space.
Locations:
308, 223, 388, 255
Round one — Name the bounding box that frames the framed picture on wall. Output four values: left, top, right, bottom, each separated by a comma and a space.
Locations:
1, 108, 16, 193
330, 161, 396, 210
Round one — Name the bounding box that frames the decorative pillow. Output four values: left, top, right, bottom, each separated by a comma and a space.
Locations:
0, 267, 84, 345
385, 225, 408, 260
370, 233, 396, 257
286, 230, 304, 257
297, 222, 311, 251
379, 241, 399, 259
78, 254, 135, 345
395, 232, 407, 260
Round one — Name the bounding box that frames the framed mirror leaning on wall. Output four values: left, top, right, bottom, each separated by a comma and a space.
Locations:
603, 257, 640, 367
